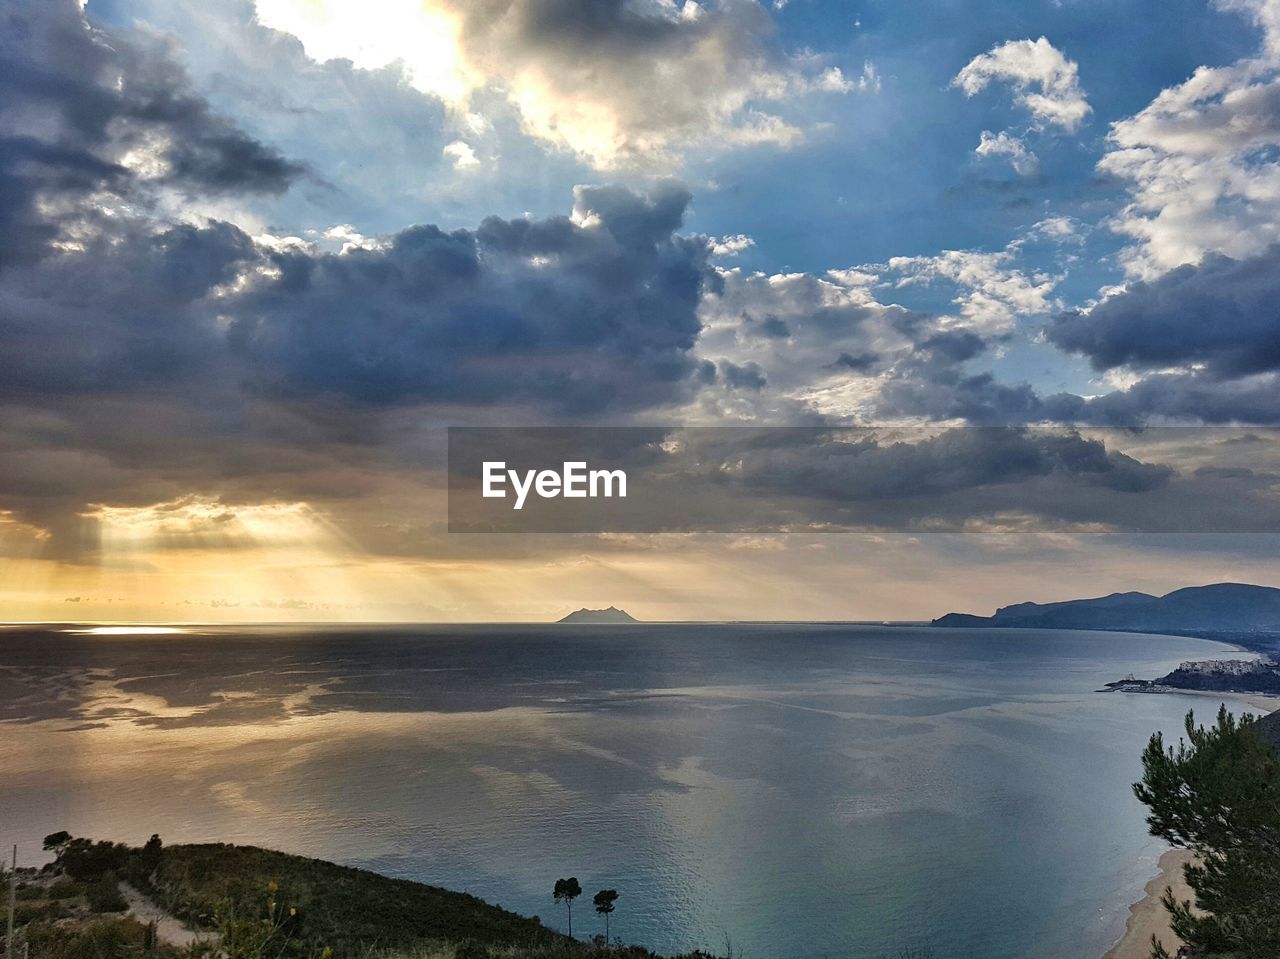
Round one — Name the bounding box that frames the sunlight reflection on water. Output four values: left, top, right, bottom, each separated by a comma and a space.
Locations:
61, 626, 192, 636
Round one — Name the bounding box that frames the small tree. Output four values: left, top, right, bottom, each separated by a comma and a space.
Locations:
552, 877, 582, 938
593, 889, 618, 942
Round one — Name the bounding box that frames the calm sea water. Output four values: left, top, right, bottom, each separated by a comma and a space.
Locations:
0, 624, 1265, 959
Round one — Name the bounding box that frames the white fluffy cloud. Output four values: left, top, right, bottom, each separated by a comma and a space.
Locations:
1099, 0, 1280, 276
690, 218, 1074, 423
710, 234, 756, 256
442, 140, 481, 169
954, 37, 1090, 131
253, 0, 866, 169
884, 248, 1060, 335
974, 129, 1039, 176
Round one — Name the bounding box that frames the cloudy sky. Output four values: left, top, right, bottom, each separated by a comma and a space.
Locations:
4, 0, 1280, 622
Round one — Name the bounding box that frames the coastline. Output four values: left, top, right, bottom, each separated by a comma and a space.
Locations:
1102, 849, 1196, 959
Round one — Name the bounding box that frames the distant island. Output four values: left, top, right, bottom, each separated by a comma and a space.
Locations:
557, 606, 639, 624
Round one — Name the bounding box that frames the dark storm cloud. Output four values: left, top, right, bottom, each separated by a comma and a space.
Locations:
873, 363, 1280, 428
718, 361, 767, 390
0, 184, 716, 552
0, 0, 301, 265
0, 219, 255, 397
867, 323, 1044, 426
1048, 247, 1280, 375
229, 182, 715, 413
502, 0, 704, 49
918, 330, 986, 364
868, 277, 1280, 426
828, 352, 879, 372
877, 371, 1044, 425
726, 428, 1172, 503
1042, 373, 1280, 426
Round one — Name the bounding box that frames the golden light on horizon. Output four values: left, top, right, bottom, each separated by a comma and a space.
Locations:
71, 495, 389, 619
4, 493, 1276, 626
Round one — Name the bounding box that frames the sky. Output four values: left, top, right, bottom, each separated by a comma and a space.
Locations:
3, 0, 1280, 622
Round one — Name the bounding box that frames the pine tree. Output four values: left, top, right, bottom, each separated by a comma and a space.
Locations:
593, 889, 618, 942
1134, 706, 1280, 959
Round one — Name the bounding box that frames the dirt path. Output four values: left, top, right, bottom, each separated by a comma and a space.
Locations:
119, 881, 208, 948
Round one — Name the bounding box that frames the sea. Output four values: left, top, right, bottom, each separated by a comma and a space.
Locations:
0, 623, 1266, 959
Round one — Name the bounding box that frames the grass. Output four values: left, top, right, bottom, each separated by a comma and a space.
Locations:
21, 916, 183, 959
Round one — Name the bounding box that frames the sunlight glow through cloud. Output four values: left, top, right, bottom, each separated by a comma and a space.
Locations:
254, 0, 476, 104
249, 0, 859, 168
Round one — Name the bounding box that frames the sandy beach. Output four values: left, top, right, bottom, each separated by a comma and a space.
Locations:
1170, 688, 1280, 713
1103, 849, 1197, 959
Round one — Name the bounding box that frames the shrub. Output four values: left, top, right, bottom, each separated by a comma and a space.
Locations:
22, 917, 179, 959
47, 878, 87, 899
86, 872, 129, 913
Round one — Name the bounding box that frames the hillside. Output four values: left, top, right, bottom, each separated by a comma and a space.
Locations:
557, 606, 639, 624
145, 843, 564, 953
932, 583, 1280, 638
26, 835, 572, 959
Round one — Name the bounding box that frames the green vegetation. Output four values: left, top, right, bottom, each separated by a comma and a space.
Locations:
1135, 706, 1280, 959
144, 843, 565, 955
18, 835, 568, 959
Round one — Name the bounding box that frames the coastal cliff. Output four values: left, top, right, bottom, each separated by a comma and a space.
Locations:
932, 583, 1280, 635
